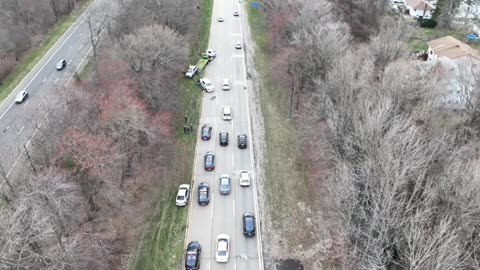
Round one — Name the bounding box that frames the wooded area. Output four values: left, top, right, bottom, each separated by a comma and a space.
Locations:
0, 0, 199, 268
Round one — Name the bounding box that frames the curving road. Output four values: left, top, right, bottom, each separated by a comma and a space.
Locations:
185, 0, 263, 269
0, 0, 109, 177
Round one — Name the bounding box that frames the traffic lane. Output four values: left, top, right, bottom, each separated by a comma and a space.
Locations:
235, 186, 258, 270
211, 186, 236, 270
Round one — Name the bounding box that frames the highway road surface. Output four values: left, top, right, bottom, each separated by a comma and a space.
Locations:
186, 0, 264, 269
0, 0, 110, 177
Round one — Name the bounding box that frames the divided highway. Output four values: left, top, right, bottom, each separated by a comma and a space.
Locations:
0, 0, 107, 177
185, 0, 263, 269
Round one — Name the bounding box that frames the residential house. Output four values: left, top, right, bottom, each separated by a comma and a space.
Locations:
405, 0, 434, 19
422, 36, 480, 109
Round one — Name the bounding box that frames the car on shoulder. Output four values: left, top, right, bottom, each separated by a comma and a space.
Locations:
199, 78, 215, 93
221, 79, 230, 90
198, 182, 210, 206
207, 49, 217, 58
201, 124, 212, 140
176, 184, 190, 206
204, 152, 215, 171
239, 170, 250, 187
243, 212, 256, 237
219, 131, 229, 146
217, 16, 224, 22
235, 41, 242, 49
219, 175, 231, 195
237, 134, 248, 149
56, 59, 67, 70
15, 90, 28, 104
185, 65, 198, 78
215, 234, 230, 263
233, 11, 239, 16
185, 241, 201, 270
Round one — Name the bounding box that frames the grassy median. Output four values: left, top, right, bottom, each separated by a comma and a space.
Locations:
0, 0, 92, 103
130, 0, 213, 269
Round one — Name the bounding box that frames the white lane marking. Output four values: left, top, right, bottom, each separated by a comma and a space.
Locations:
233, 199, 235, 217
0, 6, 90, 112
54, 77, 60, 84
68, 45, 72, 50
238, 1, 265, 269
232, 54, 244, 58
210, 192, 214, 220
42, 77, 47, 83
65, 46, 93, 87
24, 100, 30, 107
17, 126, 24, 135
68, 59, 73, 64
79, 44, 83, 50
0, 103, 14, 121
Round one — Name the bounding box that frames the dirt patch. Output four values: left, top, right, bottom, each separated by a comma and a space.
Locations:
275, 259, 304, 270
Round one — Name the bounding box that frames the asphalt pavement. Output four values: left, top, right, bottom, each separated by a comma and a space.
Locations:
0, 0, 108, 177
185, 0, 263, 269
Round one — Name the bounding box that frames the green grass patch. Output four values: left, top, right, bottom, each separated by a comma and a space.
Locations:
0, 0, 92, 103
130, 0, 213, 269
246, 1, 309, 228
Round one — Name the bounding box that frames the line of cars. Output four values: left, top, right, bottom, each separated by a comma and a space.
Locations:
178, 9, 257, 270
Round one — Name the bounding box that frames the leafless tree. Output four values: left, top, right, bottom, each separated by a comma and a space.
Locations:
117, 24, 187, 73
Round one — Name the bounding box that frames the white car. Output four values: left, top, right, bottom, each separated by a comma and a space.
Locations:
233, 11, 239, 16
175, 184, 190, 206
222, 106, 232, 121
239, 170, 250, 187
218, 16, 224, 22
215, 234, 230, 263
235, 41, 242, 49
207, 49, 217, 58
199, 78, 215, 93
185, 65, 198, 78
221, 79, 230, 90
15, 90, 28, 104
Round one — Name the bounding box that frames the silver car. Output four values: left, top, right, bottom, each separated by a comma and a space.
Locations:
219, 175, 231, 195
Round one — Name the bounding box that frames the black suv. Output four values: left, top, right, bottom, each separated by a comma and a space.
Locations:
237, 134, 248, 149
198, 182, 209, 206
219, 131, 229, 146
185, 241, 201, 270
243, 212, 256, 237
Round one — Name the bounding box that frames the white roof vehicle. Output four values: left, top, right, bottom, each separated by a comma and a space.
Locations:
15, 90, 28, 104
221, 79, 230, 90
222, 106, 232, 121
239, 170, 250, 187
235, 41, 242, 49
217, 16, 224, 22
175, 184, 190, 206
185, 65, 198, 78
206, 49, 217, 58
199, 78, 215, 93
215, 234, 230, 263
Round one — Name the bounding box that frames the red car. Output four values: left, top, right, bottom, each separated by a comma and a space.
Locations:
204, 152, 215, 171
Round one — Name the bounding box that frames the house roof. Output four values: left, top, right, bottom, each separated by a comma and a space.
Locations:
427, 36, 480, 59
405, 0, 434, 10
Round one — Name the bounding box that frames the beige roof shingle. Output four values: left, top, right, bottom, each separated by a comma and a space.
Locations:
427, 36, 480, 59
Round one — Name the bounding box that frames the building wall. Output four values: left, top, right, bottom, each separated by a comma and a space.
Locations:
407, 5, 432, 18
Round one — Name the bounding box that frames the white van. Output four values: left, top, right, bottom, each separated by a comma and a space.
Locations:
222, 106, 232, 120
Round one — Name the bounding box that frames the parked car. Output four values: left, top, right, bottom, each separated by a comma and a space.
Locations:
221, 79, 230, 90
243, 212, 256, 237
185, 241, 201, 270
217, 16, 224, 22
239, 170, 250, 187
237, 134, 248, 149
204, 152, 215, 171
215, 234, 230, 263
185, 65, 198, 78
201, 124, 212, 140
15, 90, 28, 104
206, 49, 217, 58
198, 182, 210, 206
219, 175, 231, 195
222, 106, 232, 121
176, 184, 190, 206
219, 131, 229, 146
235, 41, 242, 49
56, 59, 67, 70
199, 78, 215, 92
